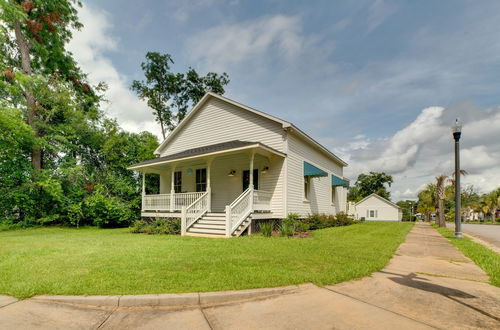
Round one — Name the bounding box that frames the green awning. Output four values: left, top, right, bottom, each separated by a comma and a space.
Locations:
303, 162, 328, 177
332, 174, 349, 187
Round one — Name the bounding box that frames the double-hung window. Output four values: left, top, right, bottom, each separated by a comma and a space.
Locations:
196, 168, 207, 192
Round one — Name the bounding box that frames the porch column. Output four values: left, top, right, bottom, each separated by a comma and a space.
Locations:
249, 151, 255, 190
249, 151, 255, 211
141, 172, 145, 212
170, 165, 176, 212
207, 158, 213, 212
142, 172, 146, 196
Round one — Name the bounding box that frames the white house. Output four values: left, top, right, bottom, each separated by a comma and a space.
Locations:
128, 93, 349, 237
353, 193, 402, 222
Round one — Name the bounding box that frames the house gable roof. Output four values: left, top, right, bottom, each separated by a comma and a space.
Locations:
355, 193, 402, 209
154, 92, 347, 166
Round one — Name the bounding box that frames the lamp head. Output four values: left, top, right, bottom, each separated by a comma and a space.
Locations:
452, 118, 462, 140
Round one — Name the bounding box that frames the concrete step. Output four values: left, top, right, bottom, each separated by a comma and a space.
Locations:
188, 227, 226, 235
191, 223, 225, 230
198, 219, 225, 225
201, 217, 226, 222
184, 232, 225, 238
206, 213, 225, 217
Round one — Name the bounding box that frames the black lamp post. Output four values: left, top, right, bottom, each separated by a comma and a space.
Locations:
452, 119, 462, 238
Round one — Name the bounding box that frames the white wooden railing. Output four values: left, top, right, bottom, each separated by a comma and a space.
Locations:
225, 188, 253, 236
174, 192, 205, 208
142, 194, 171, 211
253, 190, 272, 211
142, 192, 204, 211
181, 192, 209, 234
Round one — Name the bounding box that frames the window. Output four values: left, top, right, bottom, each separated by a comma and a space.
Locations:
196, 168, 207, 192
368, 210, 378, 218
331, 186, 336, 204
304, 176, 311, 200
174, 171, 182, 193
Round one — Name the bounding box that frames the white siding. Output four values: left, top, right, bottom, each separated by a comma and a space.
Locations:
159, 98, 284, 156
286, 131, 346, 217
355, 196, 401, 221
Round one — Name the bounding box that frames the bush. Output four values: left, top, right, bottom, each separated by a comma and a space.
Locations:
279, 213, 300, 237
259, 221, 274, 237
83, 185, 135, 228
280, 222, 295, 237
300, 212, 356, 230
129, 218, 181, 235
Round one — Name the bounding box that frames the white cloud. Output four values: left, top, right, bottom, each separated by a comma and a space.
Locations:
67, 4, 160, 138
339, 103, 500, 201
366, 0, 397, 33
185, 14, 325, 72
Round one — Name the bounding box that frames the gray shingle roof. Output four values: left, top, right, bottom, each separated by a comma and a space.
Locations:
129, 140, 259, 168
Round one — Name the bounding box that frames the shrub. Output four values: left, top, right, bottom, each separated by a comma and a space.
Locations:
300, 212, 356, 230
280, 222, 295, 237
260, 221, 274, 237
129, 218, 181, 235
83, 185, 135, 228
279, 213, 300, 237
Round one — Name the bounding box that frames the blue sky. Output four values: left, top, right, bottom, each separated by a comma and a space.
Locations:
69, 0, 500, 200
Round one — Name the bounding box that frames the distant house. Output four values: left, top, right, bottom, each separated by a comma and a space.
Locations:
128, 93, 349, 237
354, 193, 402, 222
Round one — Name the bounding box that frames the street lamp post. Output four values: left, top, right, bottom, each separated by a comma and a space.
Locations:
452, 119, 462, 238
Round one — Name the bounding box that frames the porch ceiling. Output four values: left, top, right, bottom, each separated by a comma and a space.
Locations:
128, 140, 285, 172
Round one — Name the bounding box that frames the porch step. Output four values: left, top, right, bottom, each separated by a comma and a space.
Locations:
197, 219, 225, 225
191, 223, 225, 230
187, 227, 225, 235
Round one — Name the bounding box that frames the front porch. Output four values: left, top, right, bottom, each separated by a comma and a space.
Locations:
129, 141, 285, 237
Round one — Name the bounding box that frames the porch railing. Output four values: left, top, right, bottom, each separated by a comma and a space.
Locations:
142, 194, 171, 211
226, 188, 253, 236
181, 192, 209, 234
142, 192, 204, 211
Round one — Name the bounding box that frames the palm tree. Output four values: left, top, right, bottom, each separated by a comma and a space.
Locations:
436, 174, 448, 227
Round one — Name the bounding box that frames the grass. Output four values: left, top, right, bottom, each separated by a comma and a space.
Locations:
0, 222, 413, 299
435, 226, 500, 287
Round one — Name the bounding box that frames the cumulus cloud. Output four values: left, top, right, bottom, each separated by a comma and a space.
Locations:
337, 103, 500, 201
67, 4, 160, 137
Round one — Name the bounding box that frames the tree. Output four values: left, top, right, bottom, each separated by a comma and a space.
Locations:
435, 174, 448, 227
1, 0, 99, 170
131, 52, 229, 139
396, 200, 416, 221
417, 184, 437, 221
348, 172, 393, 202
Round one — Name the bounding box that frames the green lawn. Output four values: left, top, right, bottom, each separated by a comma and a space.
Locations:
0, 222, 413, 299
435, 226, 500, 287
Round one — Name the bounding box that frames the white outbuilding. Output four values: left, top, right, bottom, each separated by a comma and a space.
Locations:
354, 193, 402, 222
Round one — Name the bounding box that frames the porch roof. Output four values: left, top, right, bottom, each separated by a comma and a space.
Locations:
128, 140, 285, 171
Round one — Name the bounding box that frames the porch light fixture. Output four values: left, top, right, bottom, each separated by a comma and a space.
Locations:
261, 166, 269, 174
228, 170, 236, 177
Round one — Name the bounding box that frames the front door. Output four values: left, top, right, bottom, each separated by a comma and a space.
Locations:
242, 169, 259, 191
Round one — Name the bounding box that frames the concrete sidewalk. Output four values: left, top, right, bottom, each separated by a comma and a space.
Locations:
0, 223, 498, 329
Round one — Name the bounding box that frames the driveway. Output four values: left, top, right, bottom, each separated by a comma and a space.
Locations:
462, 224, 500, 249
0, 223, 499, 329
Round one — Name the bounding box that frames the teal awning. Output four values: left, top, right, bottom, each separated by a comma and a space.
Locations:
303, 162, 327, 177
332, 174, 349, 187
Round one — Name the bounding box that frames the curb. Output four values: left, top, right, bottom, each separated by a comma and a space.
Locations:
29, 284, 311, 308
463, 233, 500, 254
